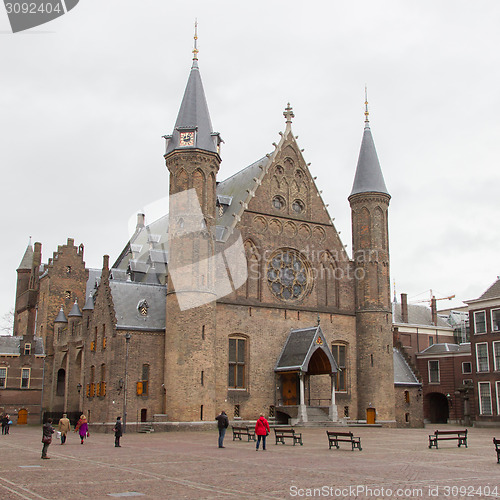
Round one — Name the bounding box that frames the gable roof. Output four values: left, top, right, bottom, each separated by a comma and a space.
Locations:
0, 336, 44, 355
477, 278, 500, 301
392, 302, 451, 329
275, 326, 338, 374
215, 157, 269, 242
418, 342, 471, 356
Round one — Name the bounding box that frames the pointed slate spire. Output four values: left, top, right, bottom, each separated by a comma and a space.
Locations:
349, 92, 389, 198
83, 293, 94, 311
54, 307, 68, 323
17, 238, 34, 271
68, 300, 82, 317
164, 23, 221, 155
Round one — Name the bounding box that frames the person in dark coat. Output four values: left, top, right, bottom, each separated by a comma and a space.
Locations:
215, 410, 229, 448
113, 416, 123, 447
1, 414, 9, 435
255, 414, 270, 451
41, 418, 55, 459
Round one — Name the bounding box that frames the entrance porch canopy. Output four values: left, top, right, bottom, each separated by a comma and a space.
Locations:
274, 326, 338, 375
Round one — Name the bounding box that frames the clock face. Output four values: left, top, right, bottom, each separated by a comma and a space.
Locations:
179, 131, 195, 147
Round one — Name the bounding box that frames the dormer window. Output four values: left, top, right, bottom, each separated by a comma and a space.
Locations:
24, 343, 31, 355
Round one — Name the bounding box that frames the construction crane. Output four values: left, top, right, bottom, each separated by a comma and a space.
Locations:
412, 290, 455, 304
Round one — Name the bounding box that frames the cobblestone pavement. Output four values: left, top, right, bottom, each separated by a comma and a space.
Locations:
0, 424, 499, 499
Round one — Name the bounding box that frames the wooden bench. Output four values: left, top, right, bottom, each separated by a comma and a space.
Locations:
326, 430, 362, 451
428, 429, 467, 449
494, 438, 500, 463
274, 428, 303, 446
232, 426, 256, 442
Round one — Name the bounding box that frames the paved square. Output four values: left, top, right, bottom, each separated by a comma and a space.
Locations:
0, 424, 499, 499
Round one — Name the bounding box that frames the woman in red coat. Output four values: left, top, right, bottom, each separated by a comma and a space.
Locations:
255, 414, 270, 451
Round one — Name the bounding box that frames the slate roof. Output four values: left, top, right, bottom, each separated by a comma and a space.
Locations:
68, 301, 82, 317
392, 302, 451, 329
350, 120, 389, 197
0, 336, 44, 355
17, 244, 33, 270
418, 343, 471, 356
215, 156, 269, 241
54, 307, 68, 323
165, 59, 218, 155
393, 348, 420, 386
275, 326, 337, 373
110, 281, 167, 331
477, 278, 500, 301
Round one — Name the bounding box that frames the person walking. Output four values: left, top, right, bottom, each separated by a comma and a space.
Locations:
215, 410, 229, 448
255, 413, 270, 451
41, 418, 54, 459
113, 416, 122, 447
58, 413, 71, 444
74, 414, 89, 444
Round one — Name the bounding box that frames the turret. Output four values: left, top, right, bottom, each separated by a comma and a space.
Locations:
163, 25, 219, 421
349, 93, 394, 423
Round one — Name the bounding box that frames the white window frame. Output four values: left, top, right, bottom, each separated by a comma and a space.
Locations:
478, 381, 492, 415
462, 361, 472, 374
428, 360, 440, 383
493, 341, 500, 372
474, 310, 487, 334
492, 308, 500, 332
21, 367, 30, 389
0, 367, 7, 388
497, 381, 500, 416
476, 342, 489, 373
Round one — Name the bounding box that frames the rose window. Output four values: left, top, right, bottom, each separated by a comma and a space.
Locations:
267, 249, 311, 301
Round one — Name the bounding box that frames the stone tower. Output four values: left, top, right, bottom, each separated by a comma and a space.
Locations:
349, 97, 395, 423
14, 240, 41, 337
163, 28, 223, 421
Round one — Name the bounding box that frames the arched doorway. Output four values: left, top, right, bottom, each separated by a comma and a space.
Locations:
17, 409, 28, 425
427, 392, 449, 423
56, 369, 66, 397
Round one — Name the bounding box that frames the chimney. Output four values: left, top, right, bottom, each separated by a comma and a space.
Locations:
137, 213, 145, 230
401, 293, 408, 323
431, 297, 437, 326
102, 254, 110, 281
33, 242, 42, 268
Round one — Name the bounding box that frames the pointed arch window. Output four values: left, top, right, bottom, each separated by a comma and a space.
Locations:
331, 342, 348, 392
229, 336, 247, 389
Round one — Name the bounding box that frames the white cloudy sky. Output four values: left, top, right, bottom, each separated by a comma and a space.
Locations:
1, 0, 499, 325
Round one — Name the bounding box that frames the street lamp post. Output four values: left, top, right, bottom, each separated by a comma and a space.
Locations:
123, 332, 131, 433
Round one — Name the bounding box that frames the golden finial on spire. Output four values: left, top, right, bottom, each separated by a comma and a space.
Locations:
364, 85, 369, 123
192, 19, 199, 60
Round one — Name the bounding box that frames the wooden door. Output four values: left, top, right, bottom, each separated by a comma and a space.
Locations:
17, 409, 28, 425
366, 407, 376, 424
281, 373, 298, 405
